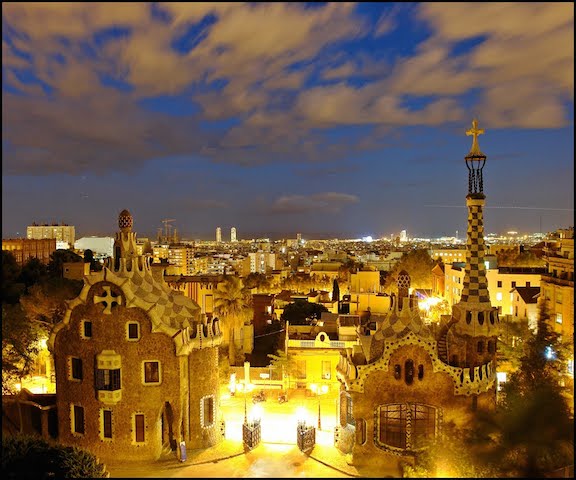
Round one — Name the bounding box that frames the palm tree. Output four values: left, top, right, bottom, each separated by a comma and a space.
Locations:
213, 276, 252, 366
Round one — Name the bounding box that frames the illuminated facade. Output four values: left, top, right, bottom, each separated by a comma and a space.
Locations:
27, 222, 75, 246
540, 227, 574, 381
231, 227, 237, 243
216, 227, 222, 243
2, 238, 56, 265
334, 120, 500, 475
48, 210, 223, 462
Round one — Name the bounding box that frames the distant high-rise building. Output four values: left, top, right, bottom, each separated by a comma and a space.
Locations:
231, 227, 237, 243
27, 222, 75, 247
216, 227, 222, 243
296, 233, 302, 245
400, 229, 408, 243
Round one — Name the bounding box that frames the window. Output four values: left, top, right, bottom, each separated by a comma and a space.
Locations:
127, 322, 140, 340
296, 360, 306, 380
411, 404, 436, 449
356, 418, 367, 445
378, 404, 437, 451
496, 292, 503, 301
72, 404, 85, 434
134, 414, 145, 443
82, 320, 92, 339
556, 292, 563, 304
96, 369, 121, 391
404, 360, 414, 385
477, 341, 484, 353
346, 394, 355, 426
143, 361, 161, 384
201, 396, 214, 427
102, 409, 113, 439
379, 404, 407, 449
487, 340, 495, 354
321, 360, 331, 380
511, 281, 516, 288
418, 365, 424, 381
394, 364, 401, 380
556, 313, 563, 324
70, 357, 83, 381
497, 281, 502, 288
526, 282, 530, 287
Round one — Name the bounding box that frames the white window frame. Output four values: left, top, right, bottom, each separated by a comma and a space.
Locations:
200, 395, 215, 428
126, 321, 140, 341
142, 360, 162, 385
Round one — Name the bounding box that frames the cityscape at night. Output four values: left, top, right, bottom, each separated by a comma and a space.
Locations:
2, 2, 574, 479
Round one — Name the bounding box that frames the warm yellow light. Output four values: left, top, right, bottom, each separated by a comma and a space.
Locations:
320, 385, 329, 394
296, 407, 307, 423
310, 383, 317, 393
249, 404, 263, 423
39, 338, 48, 350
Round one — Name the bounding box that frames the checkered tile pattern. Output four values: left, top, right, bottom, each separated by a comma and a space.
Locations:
460, 199, 491, 303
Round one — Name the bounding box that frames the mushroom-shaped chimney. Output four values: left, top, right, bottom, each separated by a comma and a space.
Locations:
118, 209, 133, 232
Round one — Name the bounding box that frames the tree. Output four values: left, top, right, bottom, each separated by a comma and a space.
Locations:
83, 249, 102, 272
332, 279, 340, 302
280, 300, 328, 325
213, 276, 253, 366
2, 434, 109, 478
243, 272, 272, 293
383, 249, 435, 293
267, 349, 299, 390
1, 305, 42, 394
19, 257, 48, 292
1, 251, 24, 304
495, 301, 573, 477
47, 249, 83, 278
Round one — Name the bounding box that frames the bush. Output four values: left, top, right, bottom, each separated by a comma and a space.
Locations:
1, 434, 109, 479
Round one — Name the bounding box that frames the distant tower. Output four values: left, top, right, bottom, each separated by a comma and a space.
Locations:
216, 227, 222, 243
400, 230, 407, 243
296, 233, 302, 245
231, 227, 237, 243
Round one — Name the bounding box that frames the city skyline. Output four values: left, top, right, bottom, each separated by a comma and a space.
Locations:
2, 3, 574, 240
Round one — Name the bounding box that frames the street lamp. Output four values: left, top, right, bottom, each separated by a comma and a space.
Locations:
311, 383, 328, 430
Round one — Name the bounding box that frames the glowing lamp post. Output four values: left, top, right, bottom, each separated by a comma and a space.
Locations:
311, 383, 329, 430
242, 392, 261, 450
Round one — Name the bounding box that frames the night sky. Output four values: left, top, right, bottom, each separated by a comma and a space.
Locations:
2, 3, 574, 241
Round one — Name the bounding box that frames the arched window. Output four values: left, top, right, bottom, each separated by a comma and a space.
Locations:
466, 311, 472, 324
478, 312, 484, 325
356, 418, 367, 445
477, 341, 484, 353
404, 360, 414, 385
487, 340, 495, 354
394, 364, 401, 380
417, 364, 424, 381
377, 403, 437, 450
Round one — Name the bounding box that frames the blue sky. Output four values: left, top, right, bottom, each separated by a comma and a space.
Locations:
2, 2, 574, 240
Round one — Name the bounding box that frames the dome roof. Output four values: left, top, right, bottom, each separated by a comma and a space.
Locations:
118, 209, 133, 230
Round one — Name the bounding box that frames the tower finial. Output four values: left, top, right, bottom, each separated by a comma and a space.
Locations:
466, 119, 485, 156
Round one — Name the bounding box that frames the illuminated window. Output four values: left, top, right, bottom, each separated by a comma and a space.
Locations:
379, 404, 406, 448
70, 357, 83, 381
496, 292, 503, 301
556, 292, 563, 304
71, 404, 85, 435
134, 414, 145, 443
556, 313, 563, 324
127, 322, 140, 340
346, 394, 355, 426
143, 361, 161, 384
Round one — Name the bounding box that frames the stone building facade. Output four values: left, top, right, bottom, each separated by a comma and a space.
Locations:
334, 121, 500, 476
48, 210, 223, 462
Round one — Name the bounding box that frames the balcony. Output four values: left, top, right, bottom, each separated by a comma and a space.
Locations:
542, 273, 574, 288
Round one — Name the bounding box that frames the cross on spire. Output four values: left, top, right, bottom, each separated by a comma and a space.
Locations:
466, 119, 485, 156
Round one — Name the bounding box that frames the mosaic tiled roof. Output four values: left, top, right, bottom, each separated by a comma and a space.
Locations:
379, 299, 432, 340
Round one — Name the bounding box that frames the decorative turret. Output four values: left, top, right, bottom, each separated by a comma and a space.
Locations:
112, 209, 139, 272
452, 120, 500, 341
